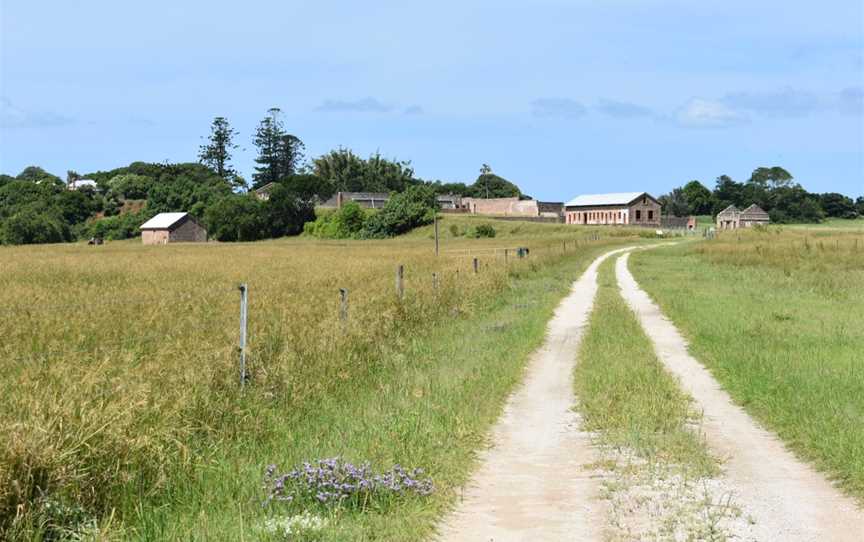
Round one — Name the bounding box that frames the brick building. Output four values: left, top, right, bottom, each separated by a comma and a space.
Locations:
563, 192, 661, 226
139, 212, 207, 244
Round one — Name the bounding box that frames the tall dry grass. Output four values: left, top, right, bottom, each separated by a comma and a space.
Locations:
0, 231, 625, 538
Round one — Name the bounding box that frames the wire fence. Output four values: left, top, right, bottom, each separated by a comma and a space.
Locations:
3, 233, 615, 379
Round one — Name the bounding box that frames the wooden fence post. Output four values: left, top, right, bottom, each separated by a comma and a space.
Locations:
238, 283, 248, 388
339, 288, 348, 326
396, 265, 404, 300
432, 272, 439, 292
473, 257, 479, 274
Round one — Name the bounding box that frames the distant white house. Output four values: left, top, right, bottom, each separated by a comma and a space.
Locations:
68, 179, 98, 190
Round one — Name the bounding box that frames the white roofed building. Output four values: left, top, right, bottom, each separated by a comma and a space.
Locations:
563, 192, 661, 226
139, 212, 207, 244
68, 179, 98, 190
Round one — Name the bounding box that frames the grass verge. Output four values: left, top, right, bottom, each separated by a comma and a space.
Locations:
574, 256, 715, 474
629, 229, 864, 501
573, 255, 728, 540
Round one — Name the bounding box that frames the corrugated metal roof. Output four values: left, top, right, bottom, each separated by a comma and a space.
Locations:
564, 192, 645, 207
139, 212, 188, 230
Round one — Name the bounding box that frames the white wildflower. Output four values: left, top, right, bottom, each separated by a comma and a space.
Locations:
262, 511, 327, 538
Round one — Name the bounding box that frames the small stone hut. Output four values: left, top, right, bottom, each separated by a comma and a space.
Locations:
139, 212, 207, 244
716, 204, 770, 230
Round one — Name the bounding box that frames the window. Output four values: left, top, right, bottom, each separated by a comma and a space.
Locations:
648, 210, 654, 220
636, 210, 642, 221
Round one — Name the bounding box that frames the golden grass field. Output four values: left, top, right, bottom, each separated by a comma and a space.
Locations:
0, 217, 654, 540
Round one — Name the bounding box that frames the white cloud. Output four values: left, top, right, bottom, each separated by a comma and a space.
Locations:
0, 97, 74, 128
315, 97, 392, 113
676, 98, 747, 128
531, 98, 586, 119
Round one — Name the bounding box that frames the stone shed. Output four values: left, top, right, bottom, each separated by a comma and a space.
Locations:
139, 212, 207, 244
716, 204, 770, 230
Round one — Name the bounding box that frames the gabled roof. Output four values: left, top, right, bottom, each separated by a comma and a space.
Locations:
139, 212, 190, 230
254, 182, 276, 193
717, 204, 739, 215
564, 192, 647, 207
741, 204, 768, 215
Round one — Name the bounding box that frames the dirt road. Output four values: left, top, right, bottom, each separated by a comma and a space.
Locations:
437, 247, 635, 541
616, 251, 864, 542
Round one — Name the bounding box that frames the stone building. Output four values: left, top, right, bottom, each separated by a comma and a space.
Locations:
319, 192, 390, 209
563, 192, 661, 226
461, 197, 562, 218
716, 204, 770, 229
139, 212, 207, 244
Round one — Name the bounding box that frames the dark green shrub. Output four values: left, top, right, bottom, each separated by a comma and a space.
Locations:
363, 185, 438, 238
0, 207, 71, 245
304, 202, 370, 239
469, 224, 496, 238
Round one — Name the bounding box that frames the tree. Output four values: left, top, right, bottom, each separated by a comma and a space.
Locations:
479, 165, 493, 197
199, 117, 242, 188
281, 174, 334, 202
17, 166, 63, 185
680, 180, 714, 215
277, 134, 305, 182
311, 148, 416, 193
768, 185, 825, 223
0, 206, 70, 245
364, 184, 439, 238
469, 173, 521, 199
204, 195, 267, 242
108, 173, 153, 199
712, 175, 745, 214
819, 193, 858, 218
55, 190, 100, 225
252, 108, 304, 189
658, 188, 689, 216
749, 166, 793, 189
263, 183, 315, 238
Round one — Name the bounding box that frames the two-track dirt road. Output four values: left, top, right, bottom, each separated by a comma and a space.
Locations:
438, 246, 864, 542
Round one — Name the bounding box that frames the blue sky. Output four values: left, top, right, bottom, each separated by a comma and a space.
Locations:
1, 0, 862, 200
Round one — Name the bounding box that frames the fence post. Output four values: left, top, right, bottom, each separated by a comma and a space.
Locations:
504, 248, 509, 264
473, 257, 479, 274
339, 288, 348, 326
396, 265, 404, 300
238, 283, 248, 388
432, 272, 439, 292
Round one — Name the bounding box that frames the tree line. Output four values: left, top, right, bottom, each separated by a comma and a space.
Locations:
0, 108, 523, 245
659, 167, 864, 223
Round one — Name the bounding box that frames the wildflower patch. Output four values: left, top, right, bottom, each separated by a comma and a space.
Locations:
263, 457, 434, 511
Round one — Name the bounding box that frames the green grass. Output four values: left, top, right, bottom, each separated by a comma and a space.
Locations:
573, 257, 715, 475
784, 216, 864, 230
630, 229, 864, 500
0, 233, 650, 540
404, 214, 658, 241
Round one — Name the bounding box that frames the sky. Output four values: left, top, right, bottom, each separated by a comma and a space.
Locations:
1, 0, 862, 200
